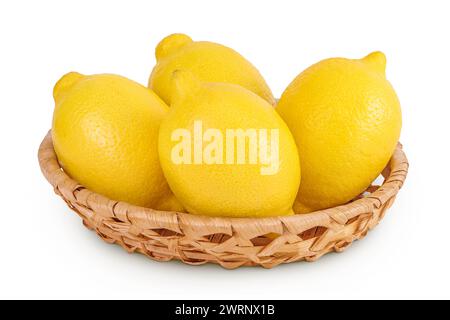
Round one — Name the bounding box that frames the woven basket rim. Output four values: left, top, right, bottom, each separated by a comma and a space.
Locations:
38, 130, 409, 242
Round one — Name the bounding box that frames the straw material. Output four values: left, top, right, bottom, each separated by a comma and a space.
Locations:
38, 131, 408, 269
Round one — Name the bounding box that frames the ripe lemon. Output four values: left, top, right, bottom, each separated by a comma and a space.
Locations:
52, 72, 183, 211
148, 33, 275, 106
158, 71, 300, 218
277, 52, 402, 213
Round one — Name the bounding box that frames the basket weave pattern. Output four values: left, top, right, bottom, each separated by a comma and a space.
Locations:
38, 131, 408, 269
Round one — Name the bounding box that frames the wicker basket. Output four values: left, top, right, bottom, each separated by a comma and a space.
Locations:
38, 131, 408, 269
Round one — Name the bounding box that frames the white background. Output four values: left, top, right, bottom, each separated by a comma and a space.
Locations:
1, 0, 449, 300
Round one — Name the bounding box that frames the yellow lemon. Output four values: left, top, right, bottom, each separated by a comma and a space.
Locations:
52, 72, 183, 211
277, 52, 402, 213
148, 33, 275, 106
158, 71, 300, 218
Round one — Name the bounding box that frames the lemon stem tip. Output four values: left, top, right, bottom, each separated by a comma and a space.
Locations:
155, 33, 193, 61
361, 51, 386, 74
53, 72, 84, 103
170, 70, 201, 104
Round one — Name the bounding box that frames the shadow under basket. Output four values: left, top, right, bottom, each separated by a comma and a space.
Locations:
38, 131, 408, 269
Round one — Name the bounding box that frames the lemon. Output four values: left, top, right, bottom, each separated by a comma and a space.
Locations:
148, 33, 275, 106
277, 51, 402, 213
158, 71, 300, 218
52, 72, 183, 211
